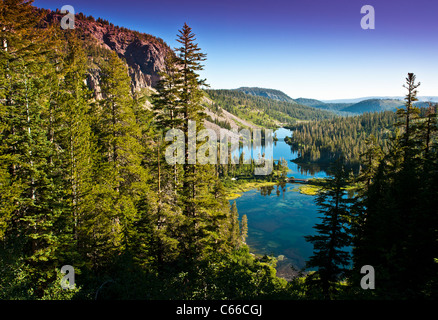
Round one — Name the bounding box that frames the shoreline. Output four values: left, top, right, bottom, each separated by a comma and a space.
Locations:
225, 180, 279, 200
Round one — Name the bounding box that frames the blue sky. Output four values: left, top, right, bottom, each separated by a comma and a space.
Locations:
34, 0, 438, 100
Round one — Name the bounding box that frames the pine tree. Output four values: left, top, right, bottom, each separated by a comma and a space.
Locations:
391, 73, 425, 293
0, 0, 64, 295
353, 75, 438, 298
174, 23, 208, 229
171, 23, 228, 261
49, 30, 95, 270
229, 201, 241, 249
240, 214, 248, 245
175, 23, 207, 127
152, 51, 185, 198
418, 104, 437, 157
350, 134, 383, 277
396, 73, 421, 149
133, 112, 183, 270
86, 50, 149, 270
304, 160, 352, 299
152, 51, 184, 132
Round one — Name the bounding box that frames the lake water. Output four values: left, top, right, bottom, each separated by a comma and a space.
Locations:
231, 128, 330, 280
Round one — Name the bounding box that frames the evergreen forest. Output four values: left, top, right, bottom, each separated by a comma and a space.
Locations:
0, 1, 436, 301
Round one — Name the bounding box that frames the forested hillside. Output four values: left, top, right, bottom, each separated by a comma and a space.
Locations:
349, 75, 438, 299
235, 87, 296, 103
285, 111, 398, 167
298, 74, 438, 299
206, 89, 335, 128
0, 1, 288, 299
341, 98, 404, 113
296, 97, 436, 114
294, 97, 353, 112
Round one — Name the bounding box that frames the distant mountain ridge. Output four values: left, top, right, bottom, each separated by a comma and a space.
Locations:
235, 87, 437, 114
294, 98, 353, 112
206, 89, 334, 128
322, 96, 438, 104
299, 98, 433, 114
235, 87, 296, 103
341, 99, 404, 113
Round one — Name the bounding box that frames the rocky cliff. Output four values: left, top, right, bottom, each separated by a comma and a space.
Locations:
39, 8, 252, 134
42, 9, 171, 94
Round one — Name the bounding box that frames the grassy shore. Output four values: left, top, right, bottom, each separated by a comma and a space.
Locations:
292, 178, 359, 196
292, 184, 321, 195
224, 175, 359, 200
224, 176, 323, 200
224, 179, 279, 200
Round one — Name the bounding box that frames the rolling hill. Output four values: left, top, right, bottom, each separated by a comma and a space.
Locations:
205, 89, 335, 128
341, 99, 404, 113
322, 96, 438, 104
297, 97, 435, 114
233, 88, 408, 114
294, 98, 352, 112
235, 87, 296, 103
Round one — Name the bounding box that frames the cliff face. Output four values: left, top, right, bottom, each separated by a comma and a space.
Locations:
39, 9, 252, 133
42, 9, 171, 93
77, 18, 170, 90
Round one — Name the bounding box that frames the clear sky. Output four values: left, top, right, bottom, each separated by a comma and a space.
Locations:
34, 0, 438, 100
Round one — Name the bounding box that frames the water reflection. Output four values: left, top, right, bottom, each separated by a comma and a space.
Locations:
293, 161, 331, 177
259, 182, 286, 198
232, 127, 333, 280
231, 128, 332, 179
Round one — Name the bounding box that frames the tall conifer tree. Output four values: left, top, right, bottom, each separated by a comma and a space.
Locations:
353, 74, 438, 298
304, 161, 352, 299
49, 30, 95, 270
86, 51, 150, 270
0, 1, 65, 295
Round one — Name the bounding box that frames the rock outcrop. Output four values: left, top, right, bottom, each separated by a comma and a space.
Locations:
42, 9, 171, 93
38, 8, 251, 135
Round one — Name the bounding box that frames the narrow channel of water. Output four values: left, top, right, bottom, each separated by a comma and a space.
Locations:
231, 128, 330, 280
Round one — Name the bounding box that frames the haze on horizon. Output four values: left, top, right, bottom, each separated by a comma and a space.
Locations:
35, 0, 438, 100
